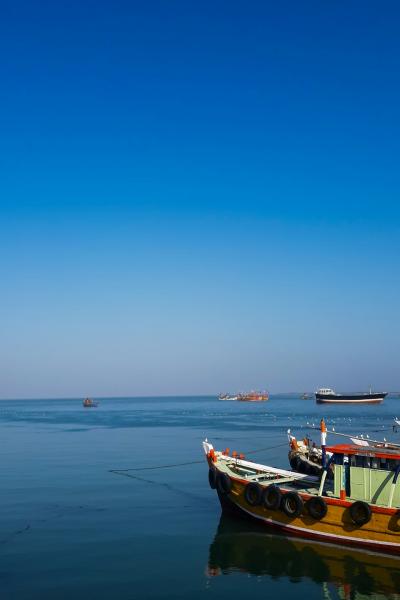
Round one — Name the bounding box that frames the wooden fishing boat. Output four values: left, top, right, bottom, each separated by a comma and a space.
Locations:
203, 420, 400, 554
287, 433, 327, 478
83, 397, 98, 408
238, 391, 269, 402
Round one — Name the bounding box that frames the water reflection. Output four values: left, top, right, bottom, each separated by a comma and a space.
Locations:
207, 514, 400, 599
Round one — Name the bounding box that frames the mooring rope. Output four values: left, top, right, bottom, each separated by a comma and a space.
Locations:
246, 441, 288, 455
109, 441, 289, 476
109, 459, 204, 474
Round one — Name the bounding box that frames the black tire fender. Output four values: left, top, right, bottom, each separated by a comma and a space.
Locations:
244, 482, 262, 506
307, 496, 328, 520
208, 467, 217, 489
262, 485, 282, 510
281, 491, 304, 518
217, 472, 232, 495
290, 455, 301, 471
349, 501, 371, 526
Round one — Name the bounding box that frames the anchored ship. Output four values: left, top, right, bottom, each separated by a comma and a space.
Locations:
203, 419, 400, 554
315, 387, 387, 404
238, 391, 269, 402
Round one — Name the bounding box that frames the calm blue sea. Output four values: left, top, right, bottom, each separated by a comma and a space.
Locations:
1, 395, 400, 599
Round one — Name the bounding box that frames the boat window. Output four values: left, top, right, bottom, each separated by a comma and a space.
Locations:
387, 459, 397, 470
355, 455, 364, 468
364, 457, 371, 468
371, 457, 379, 469
334, 453, 343, 465
386, 459, 400, 470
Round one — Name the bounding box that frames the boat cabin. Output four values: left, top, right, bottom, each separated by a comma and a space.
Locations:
317, 388, 335, 395
327, 444, 400, 508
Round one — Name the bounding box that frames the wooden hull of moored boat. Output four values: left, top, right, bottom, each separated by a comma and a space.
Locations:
213, 471, 400, 555
238, 397, 268, 402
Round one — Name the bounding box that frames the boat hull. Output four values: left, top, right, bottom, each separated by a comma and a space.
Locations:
238, 397, 268, 402
212, 470, 400, 555
315, 393, 386, 404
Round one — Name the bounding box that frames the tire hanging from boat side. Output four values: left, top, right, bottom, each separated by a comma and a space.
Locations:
208, 468, 217, 489
349, 501, 371, 526
307, 496, 327, 520
290, 454, 301, 471
262, 485, 282, 510
244, 482, 262, 506
281, 491, 304, 518
217, 472, 232, 495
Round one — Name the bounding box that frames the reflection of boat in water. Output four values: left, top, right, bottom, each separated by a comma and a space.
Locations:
83, 397, 98, 408
207, 514, 400, 598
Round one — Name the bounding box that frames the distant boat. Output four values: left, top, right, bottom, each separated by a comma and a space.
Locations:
238, 391, 269, 402
218, 394, 238, 401
315, 388, 387, 405
83, 397, 98, 408
301, 393, 310, 400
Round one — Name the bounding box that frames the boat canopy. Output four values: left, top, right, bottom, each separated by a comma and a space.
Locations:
327, 443, 400, 461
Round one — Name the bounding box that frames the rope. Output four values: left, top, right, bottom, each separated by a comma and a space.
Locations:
109, 459, 203, 474
109, 441, 288, 475
246, 441, 288, 455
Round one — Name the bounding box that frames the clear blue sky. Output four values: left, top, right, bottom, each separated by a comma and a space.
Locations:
1, 1, 399, 397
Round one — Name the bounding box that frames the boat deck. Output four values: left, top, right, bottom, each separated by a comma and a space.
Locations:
218, 456, 334, 497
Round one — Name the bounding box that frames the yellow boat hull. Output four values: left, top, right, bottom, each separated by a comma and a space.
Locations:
214, 471, 400, 555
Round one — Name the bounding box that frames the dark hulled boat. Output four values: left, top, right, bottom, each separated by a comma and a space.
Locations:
315, 388, 387, 404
